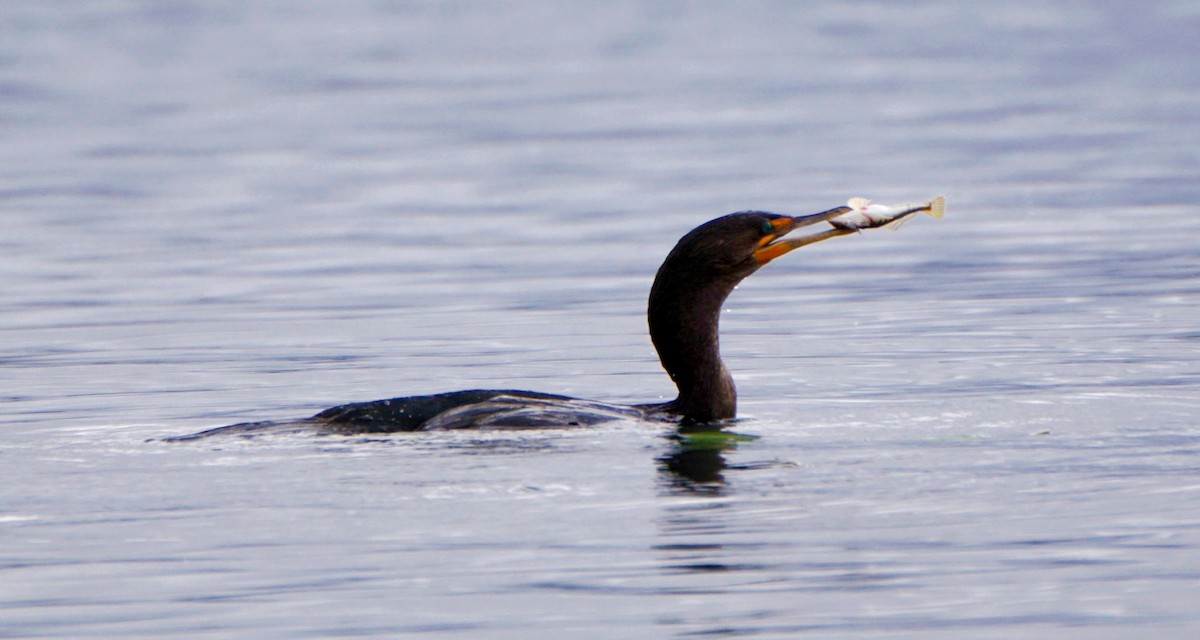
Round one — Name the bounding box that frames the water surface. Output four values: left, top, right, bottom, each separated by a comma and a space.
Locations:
2, 2, 1198, 637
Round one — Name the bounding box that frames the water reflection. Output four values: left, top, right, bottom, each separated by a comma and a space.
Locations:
654, 438, 777, 638
658, 426, 758, 494
659, 443, 727, 492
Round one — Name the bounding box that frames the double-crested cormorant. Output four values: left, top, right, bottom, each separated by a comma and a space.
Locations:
175, 205, 889, 439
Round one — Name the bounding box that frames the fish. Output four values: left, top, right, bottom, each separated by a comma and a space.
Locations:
830, 195, 945, 231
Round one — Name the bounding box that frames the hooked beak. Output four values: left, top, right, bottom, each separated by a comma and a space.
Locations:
752, 206, 852, 265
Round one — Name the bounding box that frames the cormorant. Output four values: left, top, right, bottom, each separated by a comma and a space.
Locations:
174, 205, 892, 438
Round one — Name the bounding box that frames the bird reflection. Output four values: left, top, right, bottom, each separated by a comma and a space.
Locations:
657, 425, 752, 494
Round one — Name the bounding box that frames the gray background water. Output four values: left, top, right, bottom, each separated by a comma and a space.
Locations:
3, 2, 1198, 638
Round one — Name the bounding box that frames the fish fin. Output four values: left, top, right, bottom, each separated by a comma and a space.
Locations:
926, 195, 945, 219
847, 196, 871, 210
886, 195, 945, 230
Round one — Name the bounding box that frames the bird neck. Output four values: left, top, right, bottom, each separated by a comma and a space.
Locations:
647, 262, 746, 423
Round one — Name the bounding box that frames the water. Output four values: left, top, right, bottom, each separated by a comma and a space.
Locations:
2, 1, 1199, 637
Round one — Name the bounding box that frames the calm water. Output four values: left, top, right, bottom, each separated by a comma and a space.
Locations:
3, 2, 1199, 638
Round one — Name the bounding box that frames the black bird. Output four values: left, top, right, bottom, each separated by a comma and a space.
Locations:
175, 205, 873, 439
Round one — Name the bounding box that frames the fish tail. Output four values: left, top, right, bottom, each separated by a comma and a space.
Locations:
885, 195, 945, 230
926, 195, 945, 219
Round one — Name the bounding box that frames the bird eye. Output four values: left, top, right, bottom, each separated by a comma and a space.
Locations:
760, 220, 775, 235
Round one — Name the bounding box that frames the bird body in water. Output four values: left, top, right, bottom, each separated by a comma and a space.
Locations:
173, 199, 940, 440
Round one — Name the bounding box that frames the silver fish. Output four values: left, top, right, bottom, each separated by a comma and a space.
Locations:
830, 195, 945, 231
